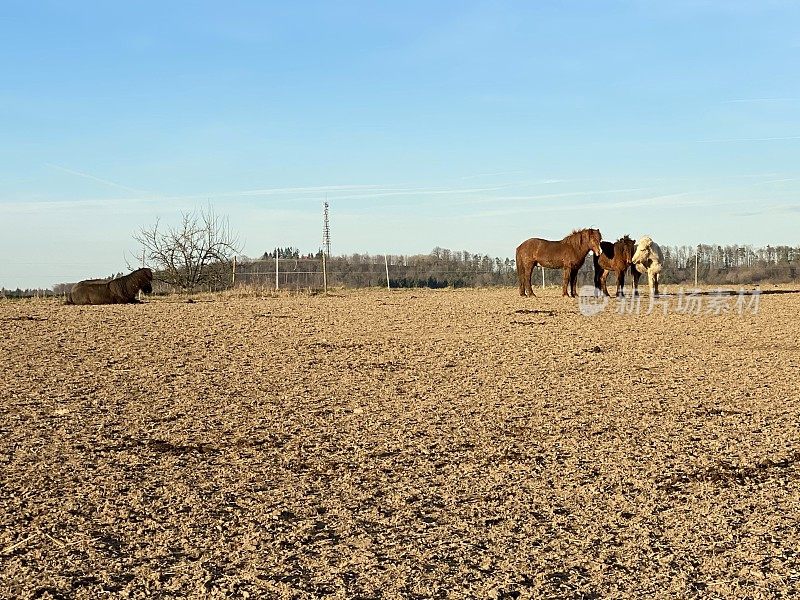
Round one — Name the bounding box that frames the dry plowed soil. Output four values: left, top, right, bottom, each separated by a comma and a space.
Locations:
2, 287, 799, 599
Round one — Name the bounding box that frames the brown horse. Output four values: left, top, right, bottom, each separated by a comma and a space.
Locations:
67, 268, 153, 305
593, 235, 637, 297
516, 228, 602, 297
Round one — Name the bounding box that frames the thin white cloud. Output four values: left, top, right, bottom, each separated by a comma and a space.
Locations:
0, 183, 406, 213
1, 199, 123, 214
722, 97, 796, 104
328, 184, 518, 201
134, 183, 519, 203
696, 135, 800, 142
34, 175, 409, 201
459, 192, 709, 219
223, 184, 393, 197
459, 170, 530, 180
754, 178, 796, 185
440, 188, 646, 208
0, 182, 507, 213
6, 175, 795, 220
46, 163, 148, 194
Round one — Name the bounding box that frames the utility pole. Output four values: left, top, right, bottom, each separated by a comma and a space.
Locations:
695, 245, 699, 287
322, 200, 331, 293
322, 199, 331, 258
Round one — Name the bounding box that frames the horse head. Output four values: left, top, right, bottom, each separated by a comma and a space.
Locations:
620, 235, 636, 263
632, 236, 653, 265
138, 268, 154, 294
586, 228, 603, 256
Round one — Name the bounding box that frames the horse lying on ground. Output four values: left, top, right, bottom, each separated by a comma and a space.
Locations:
593, 235, 637, 297
516, 228, 602, 297
67, 268, 153, 305
631, 236, 663, 296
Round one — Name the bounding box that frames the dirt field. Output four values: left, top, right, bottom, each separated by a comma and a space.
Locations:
2, 286, 799, 599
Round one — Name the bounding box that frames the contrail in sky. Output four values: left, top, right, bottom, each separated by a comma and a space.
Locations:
45, 163, 148, 194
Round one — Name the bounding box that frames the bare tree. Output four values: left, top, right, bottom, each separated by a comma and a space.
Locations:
134, 207, 242, 291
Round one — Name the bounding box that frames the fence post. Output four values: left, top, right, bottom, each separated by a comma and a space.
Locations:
275, 248, 279, 291
232, 256, 236, 287
695, 246, 699, 287
541, 265, 545, 289
139, 250, 146, 300
385, 254, 390, 290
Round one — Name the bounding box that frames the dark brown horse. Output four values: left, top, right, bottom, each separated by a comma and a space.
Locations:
593, 235, 638, 297
516, 228, 602, 297
67, 268, 153, 305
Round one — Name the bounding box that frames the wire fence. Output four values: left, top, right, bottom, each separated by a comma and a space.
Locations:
232, 256, 520, 290
228, 256, 603, 291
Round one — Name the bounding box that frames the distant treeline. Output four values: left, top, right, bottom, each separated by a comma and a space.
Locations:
1, 288, 59, 299
661, 244, 800, 284
4, 243, 800, 298
3, 273, 125, 299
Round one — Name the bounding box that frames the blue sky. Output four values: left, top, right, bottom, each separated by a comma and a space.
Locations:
2, 1, 799, 288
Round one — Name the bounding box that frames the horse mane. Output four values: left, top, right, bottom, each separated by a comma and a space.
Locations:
568, 228, 591, 237
564, 228, 590, 244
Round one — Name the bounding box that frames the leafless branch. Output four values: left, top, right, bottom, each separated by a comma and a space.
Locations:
134, 207, 241, 291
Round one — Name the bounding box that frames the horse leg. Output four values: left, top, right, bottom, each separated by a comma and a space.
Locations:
631, 266, 641, 296
530, 262, 540, 297
517, 260, 527, 296
562, 268, 570, 297
653, 272, 660, 296
648, 270, 655, 297
593, 258, 603, 294
600, 270, 611, 297
617, 269, 625, 297
526, 261, 537, 297
569, 266, 580, 297
519, 259, 536, 297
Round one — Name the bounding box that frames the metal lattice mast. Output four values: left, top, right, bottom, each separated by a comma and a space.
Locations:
322, 200, 331, 258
